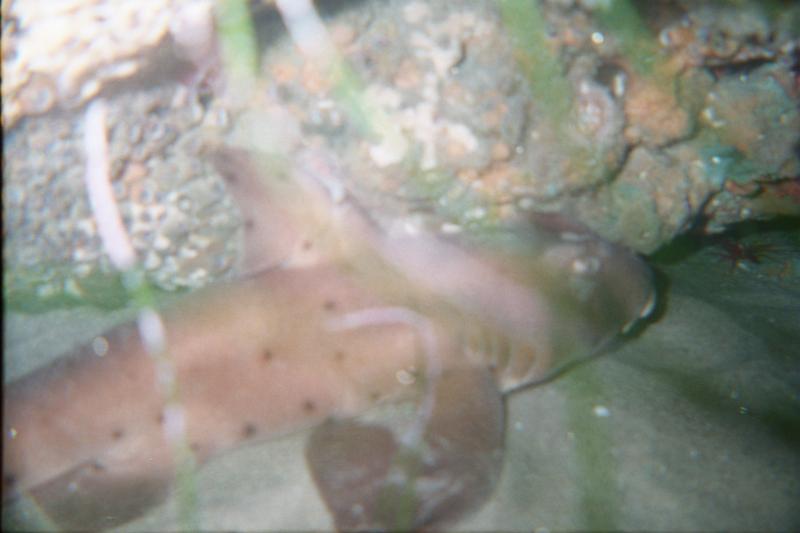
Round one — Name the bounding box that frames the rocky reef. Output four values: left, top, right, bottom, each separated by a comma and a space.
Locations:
3, 0, 799, 309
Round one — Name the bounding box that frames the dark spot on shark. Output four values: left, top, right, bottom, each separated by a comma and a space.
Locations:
301, 240, 313, 251
262, 349, 273, 362
90, 461, 105, 472
111, 429, 125, 441
334, 350, 346, 362
244, 218, 254, 230
369, 391, 380, 401
303, 400, 317, 413
190, 442, 201, 453
242, 423, 257, 438
4, 473, 16, 489
217, 161, 238, 183
323, 299, 337, 311
156, 412, 165, 425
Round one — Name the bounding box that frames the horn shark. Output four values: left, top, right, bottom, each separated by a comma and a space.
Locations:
2, 146, 654, 531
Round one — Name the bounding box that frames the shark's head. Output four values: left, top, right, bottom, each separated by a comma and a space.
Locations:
463, 212, 656, 392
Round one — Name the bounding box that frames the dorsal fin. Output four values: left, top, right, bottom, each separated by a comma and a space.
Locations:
208, 146, 330, 273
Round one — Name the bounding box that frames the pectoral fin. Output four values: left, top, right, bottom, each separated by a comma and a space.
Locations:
305, 366, 505, 531
8, 453, 175, 531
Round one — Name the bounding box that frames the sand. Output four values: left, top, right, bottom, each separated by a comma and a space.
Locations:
4, 242, 799, 531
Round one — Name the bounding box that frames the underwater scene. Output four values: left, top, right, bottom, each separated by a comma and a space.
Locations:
3, 0, 799, 531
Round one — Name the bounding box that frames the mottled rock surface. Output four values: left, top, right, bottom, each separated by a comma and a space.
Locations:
3, 0, 799, 308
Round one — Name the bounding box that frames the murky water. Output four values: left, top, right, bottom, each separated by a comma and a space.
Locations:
3, 0, 799, 531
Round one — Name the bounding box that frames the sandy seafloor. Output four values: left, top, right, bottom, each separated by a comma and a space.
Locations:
4, 231, 800, 532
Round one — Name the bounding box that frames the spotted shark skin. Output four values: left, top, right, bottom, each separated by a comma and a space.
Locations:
2, 146, 654, 531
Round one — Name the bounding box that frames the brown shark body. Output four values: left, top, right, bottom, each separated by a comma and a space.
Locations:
2, 147, 654, 530
3, 264, 455, 528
